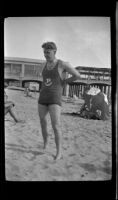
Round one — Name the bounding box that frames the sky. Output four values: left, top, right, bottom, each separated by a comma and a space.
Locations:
4, 17, 111, 68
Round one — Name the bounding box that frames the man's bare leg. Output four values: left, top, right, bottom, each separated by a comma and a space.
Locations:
49, 104, 62, 160
38, 104, 49, 149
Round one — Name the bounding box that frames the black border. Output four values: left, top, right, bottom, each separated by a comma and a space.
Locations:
1, 1, 116, 199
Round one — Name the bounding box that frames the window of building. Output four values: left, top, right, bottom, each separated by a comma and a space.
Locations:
24, 64, 42, 77
12, 64, 22, 75
4, 63, 11, 74
24, 65, 35, 76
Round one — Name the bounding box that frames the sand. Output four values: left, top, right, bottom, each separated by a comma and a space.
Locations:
5, 88, 112, 181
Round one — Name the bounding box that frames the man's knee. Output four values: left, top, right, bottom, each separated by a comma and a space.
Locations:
40, 117, 47, 127
52, 122, 61, 132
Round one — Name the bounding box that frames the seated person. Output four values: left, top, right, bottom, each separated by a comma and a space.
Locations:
4, 90, 25, 123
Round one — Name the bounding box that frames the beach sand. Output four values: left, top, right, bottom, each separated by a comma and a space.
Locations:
5, 88, 112, 181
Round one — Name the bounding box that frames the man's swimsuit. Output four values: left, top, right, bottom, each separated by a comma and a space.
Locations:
38, 59, 64, 106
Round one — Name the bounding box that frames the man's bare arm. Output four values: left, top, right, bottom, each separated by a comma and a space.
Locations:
63, 62, 81, 84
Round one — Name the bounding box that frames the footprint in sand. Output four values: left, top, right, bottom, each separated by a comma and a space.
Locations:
6, 163, 21, 181
97, 159, 112, 175
6, 143, 45, 161
64, 137, 68, 140
63, 147, 68, 150
79, 163, 97, 173
68, 153, 76, 157
79, 162, 112, 177
66, 164, 73, 169
50, 169, 61, 177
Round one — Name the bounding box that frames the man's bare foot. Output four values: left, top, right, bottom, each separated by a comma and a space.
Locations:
54, 153, 63, 161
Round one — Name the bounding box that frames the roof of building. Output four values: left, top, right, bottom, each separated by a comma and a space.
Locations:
4, 57, 45, 65
76, 66, 111, 72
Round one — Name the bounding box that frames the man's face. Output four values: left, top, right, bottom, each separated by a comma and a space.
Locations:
43, 49, 56, 61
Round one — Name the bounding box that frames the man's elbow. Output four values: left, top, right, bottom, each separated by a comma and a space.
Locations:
72, 75, 80, 82
75, 73, 81, 79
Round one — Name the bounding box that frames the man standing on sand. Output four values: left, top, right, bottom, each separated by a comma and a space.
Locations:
38, 42, 81, 160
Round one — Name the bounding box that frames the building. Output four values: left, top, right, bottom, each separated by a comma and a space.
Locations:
4, 57, 44, 88
67, 66, 111, 101
75, 66, 111, 84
